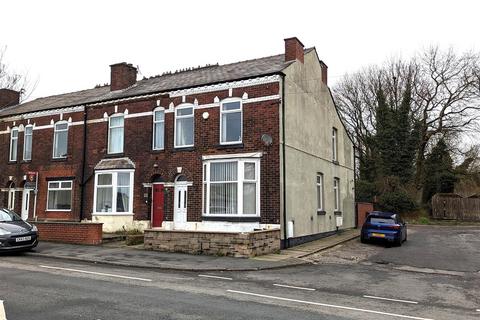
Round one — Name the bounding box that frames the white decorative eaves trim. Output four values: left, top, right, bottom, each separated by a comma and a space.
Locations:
167, 75, 281, 97
0, 105, 85, 122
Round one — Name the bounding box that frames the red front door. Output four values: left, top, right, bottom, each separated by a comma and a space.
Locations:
152, 184, 164, 228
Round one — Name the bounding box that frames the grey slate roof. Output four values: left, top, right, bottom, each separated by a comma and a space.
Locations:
0, 48, 314, 118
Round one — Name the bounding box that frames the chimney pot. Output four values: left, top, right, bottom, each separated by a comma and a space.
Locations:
0, 88, 20, 108
110, 62, 137, 91
284, 37, 304, 63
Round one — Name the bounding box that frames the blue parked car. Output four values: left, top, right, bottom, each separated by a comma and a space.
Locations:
361, 211, 407, 246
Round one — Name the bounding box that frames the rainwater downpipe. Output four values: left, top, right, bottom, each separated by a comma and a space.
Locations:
281, 74, 289, 248
79, 105, 88, 222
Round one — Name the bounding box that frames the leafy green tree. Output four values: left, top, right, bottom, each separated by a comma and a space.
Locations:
422, 139, 457, 203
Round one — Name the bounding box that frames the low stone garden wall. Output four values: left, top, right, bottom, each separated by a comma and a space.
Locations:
144, 229, 281, 257
33, 221, 103, 245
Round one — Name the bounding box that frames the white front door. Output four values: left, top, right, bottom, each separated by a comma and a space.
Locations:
174, 184, 188, 224
21, 189, 30, 220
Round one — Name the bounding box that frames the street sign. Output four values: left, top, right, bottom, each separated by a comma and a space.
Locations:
24, 171, 37, 190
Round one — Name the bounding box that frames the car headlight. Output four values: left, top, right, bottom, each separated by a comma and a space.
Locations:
0, 228, 11, 236
31, 225, 38, 232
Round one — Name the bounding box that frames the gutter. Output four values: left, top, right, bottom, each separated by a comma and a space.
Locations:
281, 74, 288, 248
79, 106, 88, 222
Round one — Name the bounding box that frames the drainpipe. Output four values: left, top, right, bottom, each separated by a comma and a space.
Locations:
281, 74, 288, 248
79, 105, 88, 222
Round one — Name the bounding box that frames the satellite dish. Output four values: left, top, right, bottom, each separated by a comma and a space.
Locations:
261, 134, 273, 146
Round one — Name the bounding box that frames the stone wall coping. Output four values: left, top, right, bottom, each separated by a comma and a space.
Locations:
144, 228, 280, 235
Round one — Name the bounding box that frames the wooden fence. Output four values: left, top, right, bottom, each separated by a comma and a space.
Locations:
431, 194, 480, 221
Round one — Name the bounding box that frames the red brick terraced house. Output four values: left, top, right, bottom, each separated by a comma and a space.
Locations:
0, 37, 355, 249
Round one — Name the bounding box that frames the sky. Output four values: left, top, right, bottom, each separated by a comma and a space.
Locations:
1, 0, 479, 101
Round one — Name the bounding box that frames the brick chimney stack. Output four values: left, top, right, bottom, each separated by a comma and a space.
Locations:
0, 88, 20, 108
284, 37, 304, 63
319, 61, 328, 86
110, 62, 137, 91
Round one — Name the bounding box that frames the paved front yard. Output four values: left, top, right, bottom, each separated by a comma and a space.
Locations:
307, 225, 480, 273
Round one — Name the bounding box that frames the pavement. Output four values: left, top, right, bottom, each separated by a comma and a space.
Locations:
22, 228, 360, 271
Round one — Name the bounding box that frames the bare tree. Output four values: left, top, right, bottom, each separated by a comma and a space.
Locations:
412, 47, 480, 185
0, 45, 36, 101
334, 46, 480, 191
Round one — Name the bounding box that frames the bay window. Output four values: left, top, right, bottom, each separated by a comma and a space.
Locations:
220, 100, 242, 144
175, 105, 194, 148
9, 127, 18, 162
53, 122, 68, 158
94, 170, 134, 214
203, 159, 260, 216
153, 108, 165, 150
108, 114, 124, 154
47, 181, 72, 211
23, 125, 33, 161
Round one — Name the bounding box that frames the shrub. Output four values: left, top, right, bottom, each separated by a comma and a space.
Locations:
378, 190, 417, 213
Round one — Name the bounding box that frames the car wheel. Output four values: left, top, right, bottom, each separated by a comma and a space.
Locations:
360, 235, 367, 243
395, 237, 402, 247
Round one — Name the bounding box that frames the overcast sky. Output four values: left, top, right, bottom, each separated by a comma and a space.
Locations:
1, 0, 479, 101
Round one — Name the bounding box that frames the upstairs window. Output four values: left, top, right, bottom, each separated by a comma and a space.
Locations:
23, 125, 33, 161
316, 173, 324, 212
53, 122, 68, 158
9, 127, 18, 162
220, 100, 242, 144
332, 127, 338, 161
334, 177, 340, 211
175, 105, 194, 148
108, 114, 124, 154
153, 108, 165, 150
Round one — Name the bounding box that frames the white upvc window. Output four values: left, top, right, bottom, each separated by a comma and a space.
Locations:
332, 127, 338, 161
53, 121, 69, 158
220, 99, 242, 144
174, 104, 194, 148
93, 170, 134, 214
9, 127, 18, 162
153, 108, 165, 150
316, 173, 324, 212
47, 181, 72, 211
334, 177, 340, 211
23, 125, 33, 161
108, 114, 124, 154
202, 159, 260, 216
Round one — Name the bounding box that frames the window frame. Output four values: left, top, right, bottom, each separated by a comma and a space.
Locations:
316, 173, 325, 212
52, 121, 69, 159
174, 104, 195, 148
107, 114, 125, 154
220, 98, 243, 145
7, 184, 15, 211
92, 170, 134, 215
152, 107, 165, 150
332, 127, 338, 161
333, 177, 340, 211
23, 125, 33, 161
9, 127, 18, 162
46, 180, 73, 212
202, 158, 260, 217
